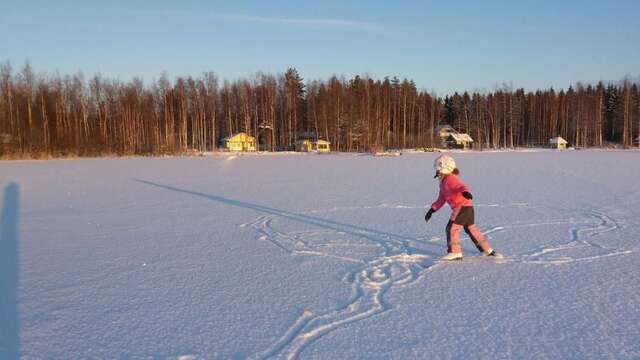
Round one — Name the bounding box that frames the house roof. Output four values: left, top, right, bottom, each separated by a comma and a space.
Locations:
437, 125, 459, 135
448, 133, 473, 143
223, 132, 255, 142
549, 137, 568, 144
315, 140, 330, 145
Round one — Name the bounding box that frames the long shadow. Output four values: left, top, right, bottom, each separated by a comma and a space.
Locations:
0, 183, 20, 360
133, 179, 438, 257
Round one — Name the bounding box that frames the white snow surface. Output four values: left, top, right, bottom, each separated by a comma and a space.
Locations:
1, 151, 640, 359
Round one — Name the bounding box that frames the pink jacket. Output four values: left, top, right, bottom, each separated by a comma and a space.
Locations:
430, 174, 472, 212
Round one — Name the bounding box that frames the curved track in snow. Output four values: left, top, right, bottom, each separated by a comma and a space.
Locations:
245, 203, 632, 359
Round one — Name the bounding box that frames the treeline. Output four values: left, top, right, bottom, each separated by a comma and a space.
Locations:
0, 61, 639, 157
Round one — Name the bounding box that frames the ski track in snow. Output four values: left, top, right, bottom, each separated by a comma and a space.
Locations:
242, 203, 632, 360
243, 207, 438, 360
482, 208, 631, 265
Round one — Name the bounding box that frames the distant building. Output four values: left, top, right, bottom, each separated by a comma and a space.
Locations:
295, 139, 313, 152
314, 140, 331, 153
446, 133, 474, 149
437, 125, 457, 141
550, 137, 568, 150
437, 125, 473, 149
635, 136, 640, 145
295, 139, 331, 153
223, 132, 256, 152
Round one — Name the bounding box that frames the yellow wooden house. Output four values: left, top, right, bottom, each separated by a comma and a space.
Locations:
550, 137, 568, 150
223, 132, 256, 152
314, 140, 331, 153
295, 139, 314, 152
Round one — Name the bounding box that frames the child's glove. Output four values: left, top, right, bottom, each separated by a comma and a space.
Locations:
424, 209, 434, 223
462, 191, 473, 200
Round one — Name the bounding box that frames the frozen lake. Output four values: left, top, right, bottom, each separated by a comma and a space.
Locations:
1, 150, 639, 359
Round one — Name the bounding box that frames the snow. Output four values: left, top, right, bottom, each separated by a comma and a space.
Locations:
1, 151, 640, 359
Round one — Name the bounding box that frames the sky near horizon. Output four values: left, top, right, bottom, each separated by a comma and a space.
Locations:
1, 0, 639, 94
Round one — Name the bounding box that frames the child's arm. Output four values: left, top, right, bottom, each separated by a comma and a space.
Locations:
425, 192, 444, 223
431, 192, 445, 211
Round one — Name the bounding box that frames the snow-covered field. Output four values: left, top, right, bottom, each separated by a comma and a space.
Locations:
1, 150, 639, 359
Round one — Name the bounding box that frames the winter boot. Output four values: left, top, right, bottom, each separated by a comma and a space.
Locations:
441, 252, 463, 261
483, 249, 504, 259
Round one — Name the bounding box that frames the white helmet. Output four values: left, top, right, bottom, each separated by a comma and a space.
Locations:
434, 154, 456, 175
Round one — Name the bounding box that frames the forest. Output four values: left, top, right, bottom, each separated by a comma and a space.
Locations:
1, 61, 639, 157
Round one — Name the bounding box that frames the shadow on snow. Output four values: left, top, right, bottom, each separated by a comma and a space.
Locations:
133, 178, 439, 257
0, 183, 20, 360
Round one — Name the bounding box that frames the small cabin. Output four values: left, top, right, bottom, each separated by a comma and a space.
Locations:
437, 125, 456, 145
446, 133, 474, 149
550, 137, 568, 150
295, 139, 313, 152
634, 136, 640, 145
295, 139, 330, 153
436, 125, 473, 149
314, 140, 331, 153
223, 132, 256, 152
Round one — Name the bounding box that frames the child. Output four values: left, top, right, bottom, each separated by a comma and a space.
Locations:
424, 154, 503, 261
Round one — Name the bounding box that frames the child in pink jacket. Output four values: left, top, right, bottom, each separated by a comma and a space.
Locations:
425, 155, 503, 261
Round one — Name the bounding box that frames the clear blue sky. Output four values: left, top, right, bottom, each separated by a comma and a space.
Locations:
2, 0, 638, 94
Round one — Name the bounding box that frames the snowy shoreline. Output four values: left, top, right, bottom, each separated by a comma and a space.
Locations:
2, 146, 640, 163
